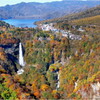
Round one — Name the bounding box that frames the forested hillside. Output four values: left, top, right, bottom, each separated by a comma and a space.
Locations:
0, 6, 100, 99
36, 5, 100, 24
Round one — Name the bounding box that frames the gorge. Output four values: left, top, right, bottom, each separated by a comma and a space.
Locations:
0, 3, 100, 99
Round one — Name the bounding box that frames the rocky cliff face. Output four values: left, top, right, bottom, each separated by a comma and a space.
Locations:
0, 38, 25, 74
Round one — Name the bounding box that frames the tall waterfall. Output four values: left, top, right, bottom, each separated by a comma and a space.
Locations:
56, 72, 60, 89
19, 42, 25, 67
17, 43, 25, 75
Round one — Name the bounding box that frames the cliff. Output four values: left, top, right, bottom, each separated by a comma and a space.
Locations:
0, 38, 25, 74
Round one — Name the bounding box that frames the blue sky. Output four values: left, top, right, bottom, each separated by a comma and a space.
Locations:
0, 0, 62, 6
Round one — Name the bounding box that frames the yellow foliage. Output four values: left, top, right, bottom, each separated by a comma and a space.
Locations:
72, 15, 100, 26
49, 63, 61, 71
41, 84, 49, 91
0, 51, 6, 61
0, 65, 6, 73
9, 84, 16, 90
52, 90, 57, 94
50, 34, 54, 40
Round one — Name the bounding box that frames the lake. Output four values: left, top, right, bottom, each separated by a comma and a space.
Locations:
3, 19, 42, 28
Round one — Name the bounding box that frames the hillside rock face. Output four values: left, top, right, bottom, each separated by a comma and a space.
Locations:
0, 38, 20, 54
0, 38, 25, 74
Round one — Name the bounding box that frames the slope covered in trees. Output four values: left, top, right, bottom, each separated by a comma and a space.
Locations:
0, 8, 100, 99
36, 5, 100, 24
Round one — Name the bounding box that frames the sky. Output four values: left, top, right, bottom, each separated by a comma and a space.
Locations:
0, 0, 63, 7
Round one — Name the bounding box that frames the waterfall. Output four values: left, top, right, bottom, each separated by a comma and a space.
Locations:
56, 72, 60, 89
17, 42, 25, 75
74, 80, 79, 89
19, 42, 25, 67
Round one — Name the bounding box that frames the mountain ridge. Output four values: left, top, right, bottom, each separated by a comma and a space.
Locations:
0, 1, 100, 20
35, 5, 100, 25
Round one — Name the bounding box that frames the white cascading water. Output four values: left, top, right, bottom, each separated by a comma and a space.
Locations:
17, 42, 25, 75
56, 72, 60, 89
19, 42, 25, 67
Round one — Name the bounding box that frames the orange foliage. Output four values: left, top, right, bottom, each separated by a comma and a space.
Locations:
33, 90, 40, 98
0, 47, 6, 61
0, 65, 6, 73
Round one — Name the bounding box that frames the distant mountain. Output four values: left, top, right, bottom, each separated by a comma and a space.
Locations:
0, 1, 100, 20
36, 5, 100, 24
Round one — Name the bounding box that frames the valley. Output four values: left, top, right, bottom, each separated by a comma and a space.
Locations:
0, 3, 100, 100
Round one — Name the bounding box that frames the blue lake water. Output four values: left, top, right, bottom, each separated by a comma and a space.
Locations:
3, 19, 42, 28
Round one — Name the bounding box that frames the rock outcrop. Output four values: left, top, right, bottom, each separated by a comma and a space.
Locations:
0, 38, 25, 74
